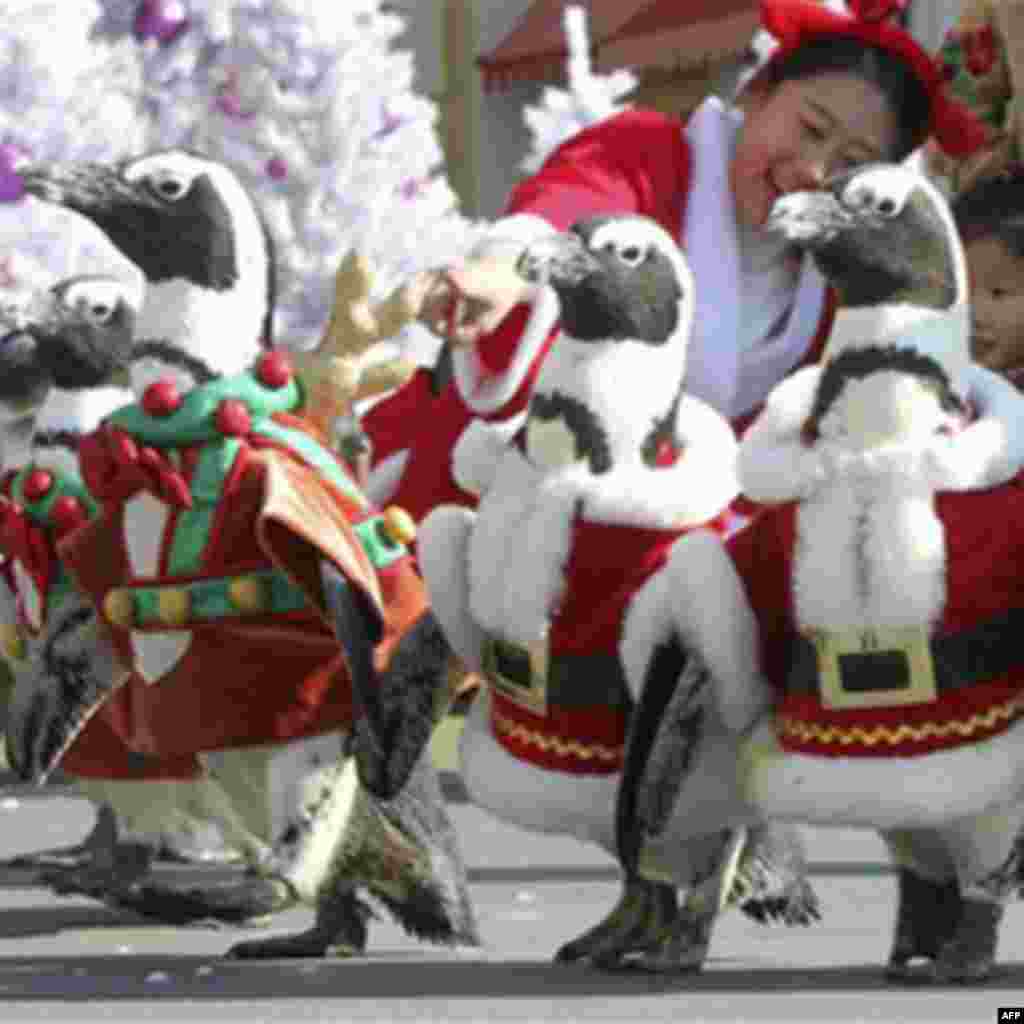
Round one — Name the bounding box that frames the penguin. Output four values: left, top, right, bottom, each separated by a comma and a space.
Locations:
622, 162, 1024, 984
20, 150, 274, 389
16, 150, 479, 957
417, 213, 805, 972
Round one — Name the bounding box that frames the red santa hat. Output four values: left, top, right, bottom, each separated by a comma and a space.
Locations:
747, 0, 987, 158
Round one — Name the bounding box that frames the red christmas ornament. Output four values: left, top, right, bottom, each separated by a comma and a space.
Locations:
51, 496, 88, 537
142, 378, 183, 417
256, 350, 293, 389
22, 469, 53, 503
215, 398, 252, 437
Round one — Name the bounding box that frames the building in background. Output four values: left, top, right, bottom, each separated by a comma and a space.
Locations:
394, 1, 963, 220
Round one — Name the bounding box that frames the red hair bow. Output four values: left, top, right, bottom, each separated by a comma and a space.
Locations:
760, 0, 988, 157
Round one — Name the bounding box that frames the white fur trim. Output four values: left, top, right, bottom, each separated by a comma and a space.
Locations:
941, 364, 1024, 489
418, 504, 487, 672
458, 688, 618, 849
741, 712, 1024, 829
465, 404, 737, 649
364, 449, 409, 507
467, 447, 576, 647
621, 530, 771, 734
450, 413, 527, 498
130, 631, 192, 686
739, 358, 1024, 506
737, 365, 826, 503
793, 443, 947, 631
451, 285, 560, 416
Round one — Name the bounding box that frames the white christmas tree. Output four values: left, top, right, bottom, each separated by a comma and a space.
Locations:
90, 0, 480, 353
0, 0, 145, 297
520, 6, 637, 175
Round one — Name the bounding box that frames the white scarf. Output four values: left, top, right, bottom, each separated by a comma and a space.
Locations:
681, 97, 828, 419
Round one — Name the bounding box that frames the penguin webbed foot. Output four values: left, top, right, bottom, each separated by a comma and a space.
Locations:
554, 877, 679, 969
729, 823, 822, 928
112, 873, 294, 927
225, 887, 374, 959
41, 840, 155, 902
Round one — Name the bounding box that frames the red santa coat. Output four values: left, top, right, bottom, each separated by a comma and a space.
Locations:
61, 367, 427, 759
490, 516, 695, 775
363, 105, 836, 523
727, 475, 1024, 757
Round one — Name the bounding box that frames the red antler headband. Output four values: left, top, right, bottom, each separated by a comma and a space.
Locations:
759, 0, 988, 157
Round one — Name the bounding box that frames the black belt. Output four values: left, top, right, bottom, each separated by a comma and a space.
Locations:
787, 608, 1024, 700
485, 637, 633, 710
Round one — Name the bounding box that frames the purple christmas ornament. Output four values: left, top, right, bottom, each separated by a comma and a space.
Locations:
266, 157, 288, 181
134, 0, 191, 46
0, 145, 29, 203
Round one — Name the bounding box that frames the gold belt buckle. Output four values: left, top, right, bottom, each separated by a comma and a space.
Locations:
484, 633, 549, 714
813, 625, 938, 711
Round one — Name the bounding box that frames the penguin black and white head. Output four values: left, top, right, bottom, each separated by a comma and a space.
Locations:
26, 276, 137, 392
0, 314, 51, 425
767, 164, 971, 449
20, 150, 275, 395
21, 276, 137, 481
516, 214, 695, 474
766, 162, 966, 311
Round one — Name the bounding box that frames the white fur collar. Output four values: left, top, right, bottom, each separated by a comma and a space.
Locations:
739, 360, 1024, 504
466, 397, 738, 647
683, 98, 826, 419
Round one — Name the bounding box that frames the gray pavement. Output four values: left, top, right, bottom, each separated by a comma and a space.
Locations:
0, 789, 1022, 1022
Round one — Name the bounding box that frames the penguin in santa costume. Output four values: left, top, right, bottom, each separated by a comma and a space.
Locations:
13, 151, 480, 955
615, 163, 1024, 984
419, 213, 814, 969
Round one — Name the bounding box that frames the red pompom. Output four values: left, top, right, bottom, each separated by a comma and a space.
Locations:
215, 398, 252, 437
256, 350, 293, 389
142, 378, 183, 417
22, 469, 53, 503
50, 496, 88, 537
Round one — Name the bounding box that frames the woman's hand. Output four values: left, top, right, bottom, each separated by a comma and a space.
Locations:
416, 254, 534, 347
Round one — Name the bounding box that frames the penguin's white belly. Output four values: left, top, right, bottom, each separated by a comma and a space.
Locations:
458, 690, 618, 849
739, 714, 1024, 829
122, 492, 192, 685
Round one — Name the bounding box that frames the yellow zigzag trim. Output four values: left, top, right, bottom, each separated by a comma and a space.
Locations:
492, 709, 622, 762
779, 692, 1024, 748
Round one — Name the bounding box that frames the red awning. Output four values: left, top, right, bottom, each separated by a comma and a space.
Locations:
476, 1, 655, 91
477, 0, 760, 90
596, 0, 759, 73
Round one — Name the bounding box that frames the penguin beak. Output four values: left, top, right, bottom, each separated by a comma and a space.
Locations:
765, 191, 854, 247
517, 232, 601, 288
18, 161, 156, 218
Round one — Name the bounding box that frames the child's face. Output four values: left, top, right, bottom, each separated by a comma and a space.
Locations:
965, 234, 1024, 372
731, 72, 898, 230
